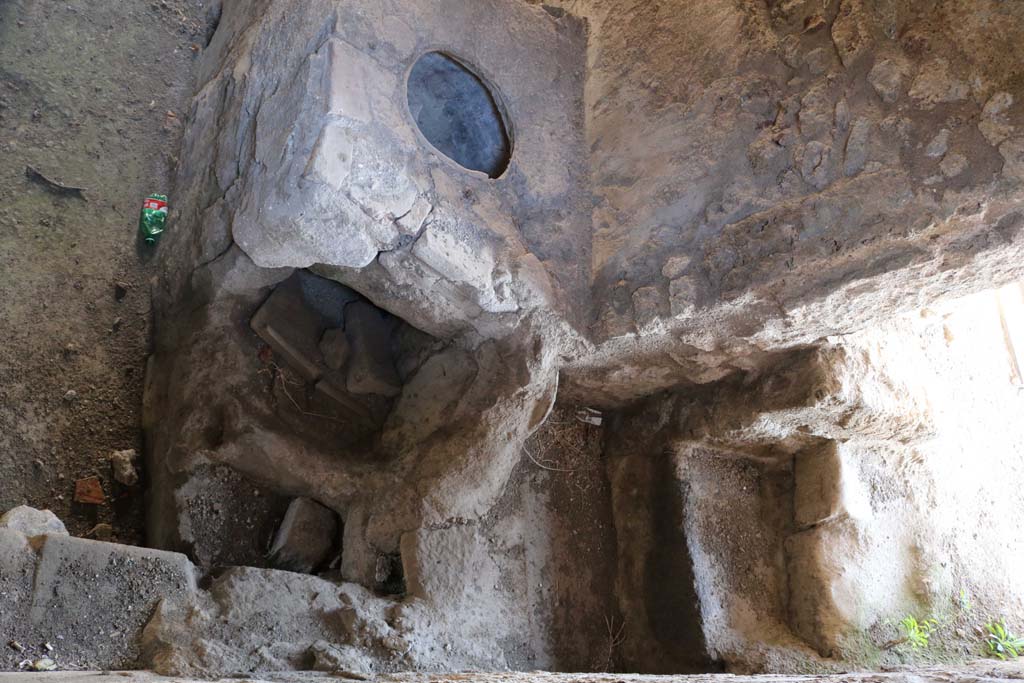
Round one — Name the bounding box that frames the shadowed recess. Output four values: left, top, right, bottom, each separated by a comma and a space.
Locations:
407, 52, 511, 178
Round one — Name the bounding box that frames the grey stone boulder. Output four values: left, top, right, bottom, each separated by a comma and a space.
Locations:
268, 497, 339, 573
307, 640, 374, 674
251, 277, 327, 382
344, 302, 402, 398
0, 505, 68, 537
319, 328, 351, 371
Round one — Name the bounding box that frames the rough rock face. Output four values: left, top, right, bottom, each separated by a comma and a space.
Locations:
164, 0, 591, 337
142, 0, 1024, 678
562, 0, 1024, 404
604, 283, 1024, 668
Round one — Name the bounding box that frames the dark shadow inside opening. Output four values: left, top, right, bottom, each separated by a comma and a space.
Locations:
407, 52, 512, 178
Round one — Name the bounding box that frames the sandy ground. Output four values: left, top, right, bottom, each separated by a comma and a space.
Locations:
0, 0, 211, 543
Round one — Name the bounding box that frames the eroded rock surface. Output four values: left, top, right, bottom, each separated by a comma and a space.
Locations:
564, 0, 1024, 404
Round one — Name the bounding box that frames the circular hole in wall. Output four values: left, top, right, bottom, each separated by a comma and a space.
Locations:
407, 51, 512, 179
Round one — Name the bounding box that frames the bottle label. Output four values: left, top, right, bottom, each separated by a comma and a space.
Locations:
143, 197, 168, 214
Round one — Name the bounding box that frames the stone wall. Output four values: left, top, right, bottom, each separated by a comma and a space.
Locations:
601, 282, 1024, 670
559, 0, 1024, 404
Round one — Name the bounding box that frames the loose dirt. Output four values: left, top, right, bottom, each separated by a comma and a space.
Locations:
0, 0, 212, 543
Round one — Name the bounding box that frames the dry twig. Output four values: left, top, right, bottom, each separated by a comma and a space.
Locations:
25, 165, 86, 199
523, 444, 576, 473
601, 614, 626, 671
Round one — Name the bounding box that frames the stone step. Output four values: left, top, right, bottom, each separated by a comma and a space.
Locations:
0, 523, 197, 672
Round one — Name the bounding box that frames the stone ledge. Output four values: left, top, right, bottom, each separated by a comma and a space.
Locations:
0, 528, 198, 671
1, 661, 1023, 682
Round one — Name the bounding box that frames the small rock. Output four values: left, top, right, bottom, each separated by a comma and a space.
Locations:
980, 92, 1015, 146
908, 58, 969, 108
250, 278, 329, 382
834, 98, 851, 131
868, 58, 906, 104
830, 6, 864, 66
30, 658, 57, 672
319, 328, 351, 371
670, 276, 698, 318
62, 389, 78, 402
382, 633, 410, 654
940, 152, 968, 178
114, 281, 130, 301
779, 35, 803, 69
984, 91, 1014, 118
308, 640, 372, 675
800, 140, 831, 188
374, 554, 401, 588
0, 506, 68, 537
631, 286, 662, 330
109, 448, 139, 486
925, 129, 950, 158
89, 523, 114, 541
804, 47, 831, 76
803, 14, 826, 32
1000, 137, 1024, 181
345, 302, 402, 398
844, 118, 871, 176
111, 316, 123, 332
73, 476, 105, 505
268, 497, 338, 573
661, 255, 691, 280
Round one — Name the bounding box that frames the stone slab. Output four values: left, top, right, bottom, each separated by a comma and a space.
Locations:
250, 278, 326, 382
27, 535, 197, 669
268, 497, 339, 574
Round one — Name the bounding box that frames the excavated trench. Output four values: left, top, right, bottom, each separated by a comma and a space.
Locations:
143, 264, 715, 675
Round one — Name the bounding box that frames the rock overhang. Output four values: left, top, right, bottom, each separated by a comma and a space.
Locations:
201, 0, 591, 340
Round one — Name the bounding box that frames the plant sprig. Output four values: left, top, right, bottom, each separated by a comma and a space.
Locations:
984, 620, 1024, 660
883, 615, 939, 651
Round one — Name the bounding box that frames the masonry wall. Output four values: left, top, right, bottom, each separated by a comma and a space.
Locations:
560, 0, 1024, 404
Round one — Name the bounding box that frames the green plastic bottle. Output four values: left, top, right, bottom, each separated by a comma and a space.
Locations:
139, 194, 168, 244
